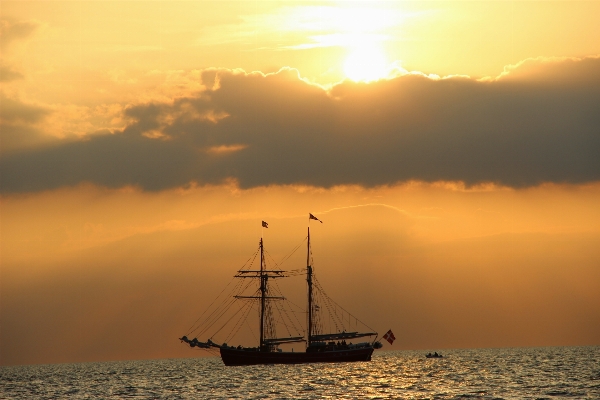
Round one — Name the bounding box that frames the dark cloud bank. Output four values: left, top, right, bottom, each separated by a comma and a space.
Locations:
1, 57, 599, 193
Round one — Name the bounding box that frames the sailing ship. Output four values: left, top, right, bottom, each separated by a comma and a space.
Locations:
179, 215, 387, 366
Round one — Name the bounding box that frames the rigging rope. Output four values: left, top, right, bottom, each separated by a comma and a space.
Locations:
184, 275, 237, 335
264, 237, 307, 269
189, 277, 254, 339
270, 282, 304, 338
185, 247, 260, 336
211, 287, 260, 340
224, 297, 256, 344
272, 280, 305, 336
314, 276, 377, 334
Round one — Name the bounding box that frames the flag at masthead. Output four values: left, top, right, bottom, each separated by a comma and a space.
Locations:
309, 213, 323, 223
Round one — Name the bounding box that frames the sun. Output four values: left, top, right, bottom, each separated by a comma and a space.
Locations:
343, 45, 389, 82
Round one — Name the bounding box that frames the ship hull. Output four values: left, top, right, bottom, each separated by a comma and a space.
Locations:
220, 347, 374, 366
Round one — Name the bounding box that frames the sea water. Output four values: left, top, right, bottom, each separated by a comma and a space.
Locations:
1, 346, 598, 399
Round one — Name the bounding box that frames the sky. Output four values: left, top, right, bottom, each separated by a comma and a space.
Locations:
1, 1, 599, 366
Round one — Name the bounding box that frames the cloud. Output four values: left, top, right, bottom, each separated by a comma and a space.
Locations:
0, 94, 56, 154
0, 64, 24, 82
0, 18, 39, 50
495, 56, 600, 85
0, 18, 40, 82
1, 57, 599, 193
0, 93, 126, 154
0, 94, 49, 124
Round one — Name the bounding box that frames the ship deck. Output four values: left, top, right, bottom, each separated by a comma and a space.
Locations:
220, 346, 374, 366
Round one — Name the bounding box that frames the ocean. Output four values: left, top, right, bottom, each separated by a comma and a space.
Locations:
1, 346, 598, 399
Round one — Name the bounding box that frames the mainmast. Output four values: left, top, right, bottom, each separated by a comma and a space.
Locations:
306, 227, 313, 346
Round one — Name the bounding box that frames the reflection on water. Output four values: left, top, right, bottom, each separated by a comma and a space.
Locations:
1, 346, 598, 399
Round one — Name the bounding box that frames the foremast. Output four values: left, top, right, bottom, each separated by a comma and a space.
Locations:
233, 236, 304, 350
259, 237, 267, 349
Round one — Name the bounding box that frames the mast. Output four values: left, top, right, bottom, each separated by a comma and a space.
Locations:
306, 227, 313, 346
234, 236, 296, 350
259, 238, 266, 349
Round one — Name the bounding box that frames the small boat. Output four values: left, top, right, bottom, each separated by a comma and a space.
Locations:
180, 215, 390, 366
426, 352, 443, 358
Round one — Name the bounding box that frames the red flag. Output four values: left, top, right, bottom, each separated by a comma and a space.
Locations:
262, 221, 268, 228
383, 329, 395, 345
309, 213, 323, 223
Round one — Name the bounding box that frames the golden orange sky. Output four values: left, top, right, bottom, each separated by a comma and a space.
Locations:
1, 1, 600, 366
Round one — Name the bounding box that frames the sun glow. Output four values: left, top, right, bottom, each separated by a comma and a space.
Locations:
344, 45, 389, 82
